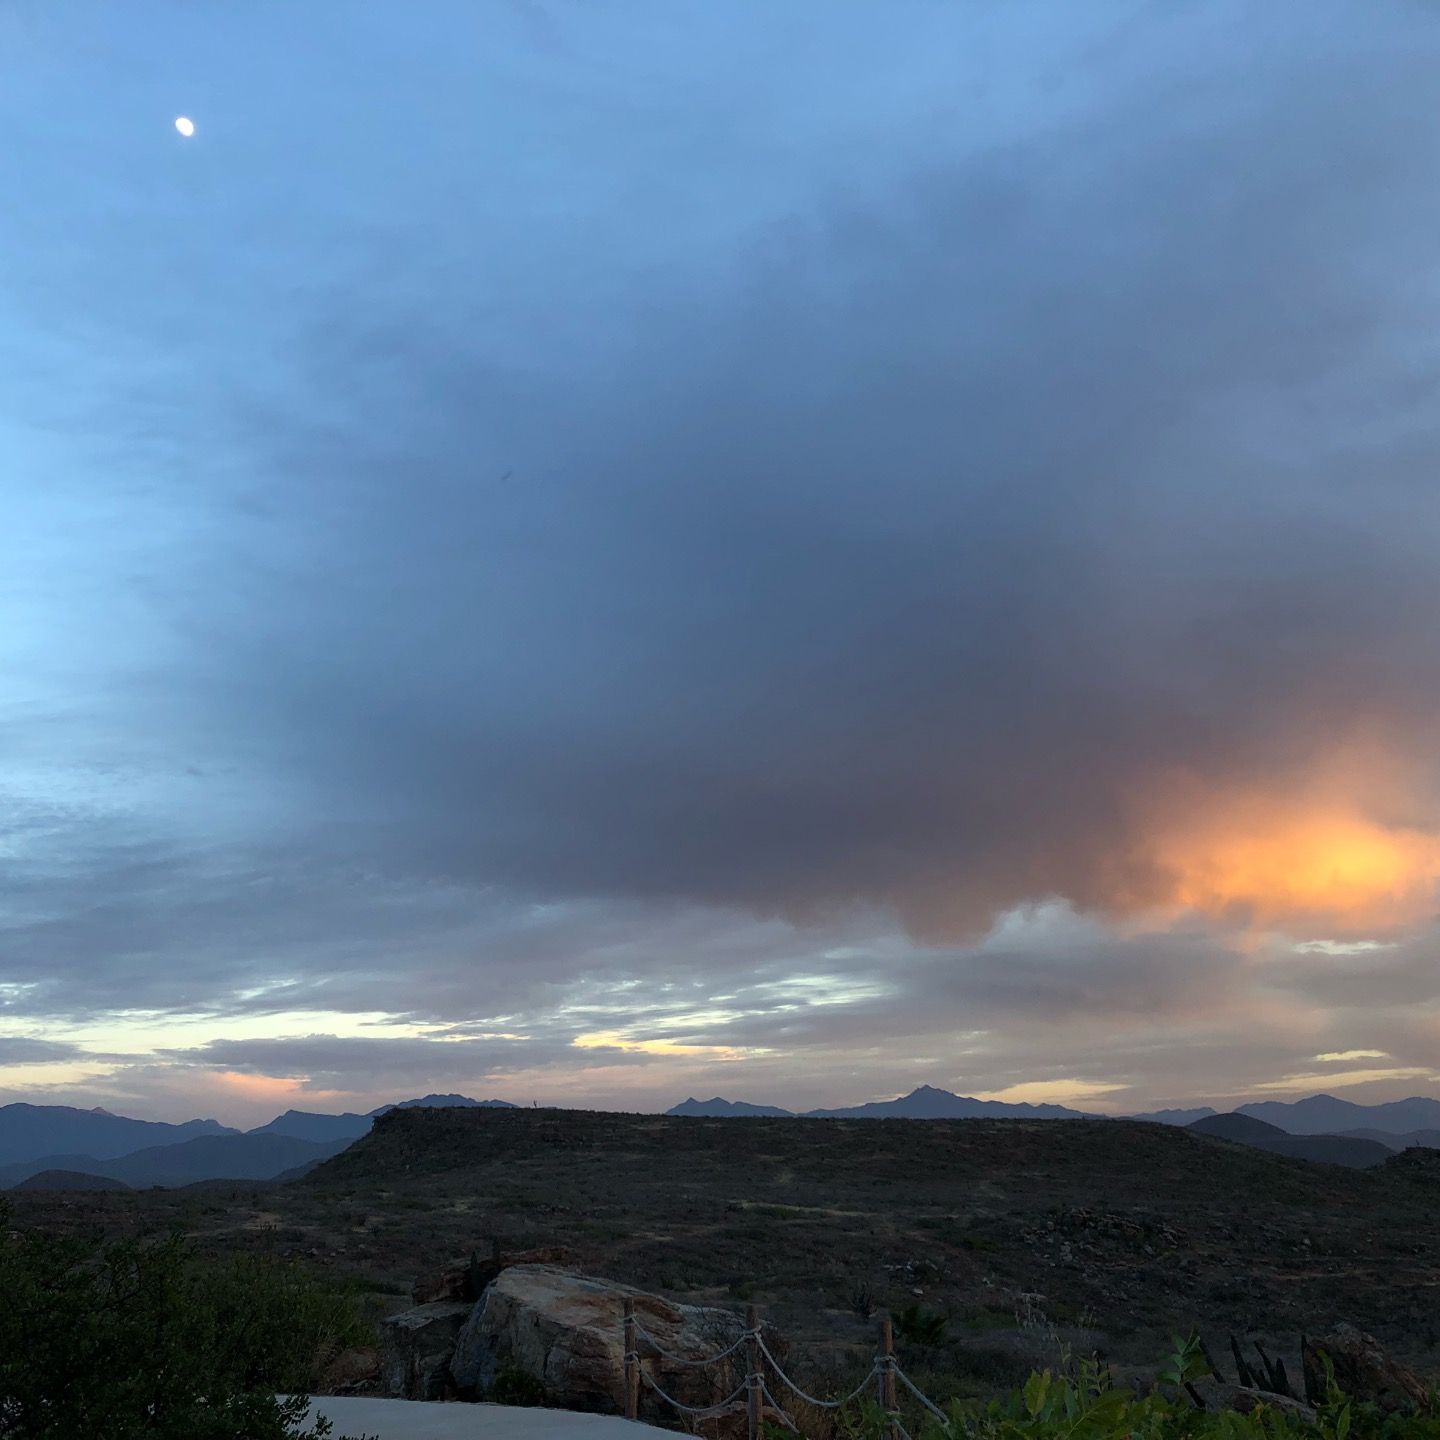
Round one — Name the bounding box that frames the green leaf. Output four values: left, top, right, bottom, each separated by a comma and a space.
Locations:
1024, 1369, 1052, 1418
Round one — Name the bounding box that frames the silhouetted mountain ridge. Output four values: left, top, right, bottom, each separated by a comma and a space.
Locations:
666, 1085, 1092, 1120
1236, 1094, 1440, 1135
13, 1168, 132, 1192
667, 1097, 793, 1118
0, 1132, 352, 1189
0, 1102, 235, 1167
0, 1094, 521, 1189
1188, 1112, 1394, 1168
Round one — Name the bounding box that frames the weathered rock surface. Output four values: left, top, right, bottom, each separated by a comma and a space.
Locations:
381, 1301, 473, 1399
1303, 1324, 1430, 1412
450, 1264, 757, 1423
414, 1245, 582, 1305
413, 1261, 477, 1306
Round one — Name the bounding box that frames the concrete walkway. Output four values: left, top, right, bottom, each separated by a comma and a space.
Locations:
301, 1396, 673, 1438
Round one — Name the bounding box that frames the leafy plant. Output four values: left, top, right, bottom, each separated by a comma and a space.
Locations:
905, 1351, 1440, 1440
0, 1204, 375, 1440
1161, 1329, 1215, 1391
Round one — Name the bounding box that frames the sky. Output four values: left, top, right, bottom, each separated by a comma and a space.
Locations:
4, 2, 1440, 1127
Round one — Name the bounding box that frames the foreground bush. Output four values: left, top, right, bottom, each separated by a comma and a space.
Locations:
0, 1205, 374, 1439
774, 1352, 1440, 1440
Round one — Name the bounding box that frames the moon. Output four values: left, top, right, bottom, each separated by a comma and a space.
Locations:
174, 116, 195, 138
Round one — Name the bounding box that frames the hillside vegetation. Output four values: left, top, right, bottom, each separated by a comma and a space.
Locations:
15, 1105, 1438, 1399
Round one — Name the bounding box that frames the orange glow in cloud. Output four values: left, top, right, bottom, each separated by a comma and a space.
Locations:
1133, 758, 1440, 930
1158, 810, 1440, 925
212, 1070, 348, 1105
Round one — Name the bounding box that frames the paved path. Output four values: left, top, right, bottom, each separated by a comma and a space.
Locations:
302, 1396, 673, 1438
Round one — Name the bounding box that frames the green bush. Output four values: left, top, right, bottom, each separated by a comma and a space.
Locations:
0, 1204, 375, 1440
905, 1357, 1440, 1440
771, 1346, 1440, 1440
489, 1365, 545, 1406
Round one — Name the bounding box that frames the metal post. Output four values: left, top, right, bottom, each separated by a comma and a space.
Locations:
623, 1298, 639, 1420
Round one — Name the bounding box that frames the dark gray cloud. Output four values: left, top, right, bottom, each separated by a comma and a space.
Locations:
0, 1037, 82, 1066
188, 10, 1440, 941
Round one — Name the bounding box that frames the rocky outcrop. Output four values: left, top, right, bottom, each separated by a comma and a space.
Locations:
380, 1301, 472, 1399
408, 1267, 475, 1313
1302, 1325, 1430, 1412
450, 1264, 756, 1422
413, 1244, 582, 1305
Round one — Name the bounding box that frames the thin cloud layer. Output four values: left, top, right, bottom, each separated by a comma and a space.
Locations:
3, 3, 1440, 1120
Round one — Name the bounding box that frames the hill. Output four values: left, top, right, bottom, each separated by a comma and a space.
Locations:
12, 1168, 132, 1192
0, 1102, 236, 1166
0, 1132, 352, 1189
1188, 1113, 1392, 1169
1189, 1112, 1292, 1144
14, 1107, 1440, 1377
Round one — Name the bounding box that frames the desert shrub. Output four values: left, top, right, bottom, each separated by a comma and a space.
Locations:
0, 1204, 374, 1440
774, 1345, 1440, 1440
896, 1304, 949, 1346
842, 1278, 877, 1318
489, 1365, 545, 1406
904, 1360, 1440, 1440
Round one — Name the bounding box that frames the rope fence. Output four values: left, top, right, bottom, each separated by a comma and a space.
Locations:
622, 1298, 949, 1440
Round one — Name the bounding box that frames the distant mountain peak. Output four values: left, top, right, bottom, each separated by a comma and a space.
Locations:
370, 1094, 518, 1116
665, 1096, 794, 1118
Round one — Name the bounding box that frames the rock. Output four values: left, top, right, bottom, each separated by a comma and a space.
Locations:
1303, 1325, 1430, 1412
380, 1301, 472, 1399
318, 1346, 381, 1394
413, 1262, 475, 1306
450, 1264, 764, 1423
414, 1244, 583, 1306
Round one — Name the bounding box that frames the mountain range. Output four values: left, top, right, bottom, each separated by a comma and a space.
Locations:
667, 1087, 1093, 1121
1186, 1112, 1394, 1169
4, 1085, 1437, 1190
0, 1094, 515, 1190
664, 1086, 1440, 1136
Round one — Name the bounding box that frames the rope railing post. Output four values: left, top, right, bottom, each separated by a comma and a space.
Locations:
623, 1298, 639, 1421
746, 1305, 763, 1440
880, 1314, 901, 1440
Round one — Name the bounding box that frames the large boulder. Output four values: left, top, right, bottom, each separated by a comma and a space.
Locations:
380, 1301, 472, 1399
1302, 1325, 1430, 1412
413, 1245, 582, 1305
450, 1264, 757, 1423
